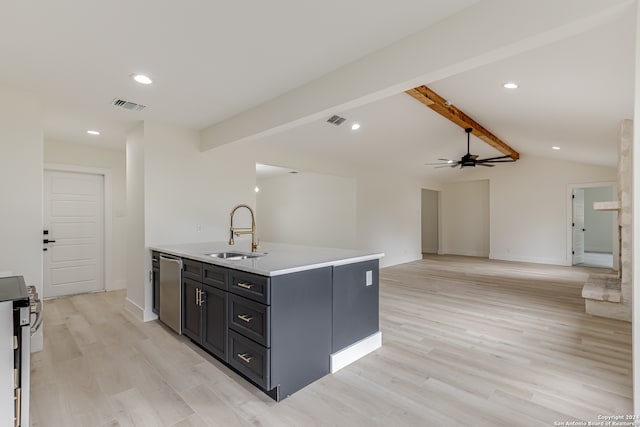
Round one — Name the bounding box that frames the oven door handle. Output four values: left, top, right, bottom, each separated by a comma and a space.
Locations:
30, 301, 43, 336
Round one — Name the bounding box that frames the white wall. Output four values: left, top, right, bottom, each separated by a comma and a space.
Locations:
43, 140, 127, 290
125, 123, 147, 317
256, 172, 356, 248
439, 180, 490, 257
0, 86, 43, 351
144, 122, 257, 248
440, 155, 616, 265
354, 173, 424, 267
583, 186, 614, 253
421, 189, 439, 253
125, 121, 257, 320
248, 141, 430, 267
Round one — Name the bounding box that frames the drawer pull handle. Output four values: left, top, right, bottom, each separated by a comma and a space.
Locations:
238, 353, 253, 363
237, 314, 253, 323
237, 282, 254, 290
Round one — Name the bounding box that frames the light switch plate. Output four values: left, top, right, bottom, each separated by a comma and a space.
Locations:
365, 270, 373, 286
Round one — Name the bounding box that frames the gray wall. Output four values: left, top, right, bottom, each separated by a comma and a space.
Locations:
421, 189, 439, 254
584, 186, 614, 253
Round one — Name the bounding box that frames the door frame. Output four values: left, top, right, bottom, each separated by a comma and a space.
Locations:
566, 181, 617, 268
43, 163, 113, 292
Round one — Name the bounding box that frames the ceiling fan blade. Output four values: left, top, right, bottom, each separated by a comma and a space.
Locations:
478, 155, 512, 162
478, 163, 495, 167
479, 159, 517, 163
424, 162, 450, 166
437, 158, 455, 162
434, 165, 453, 169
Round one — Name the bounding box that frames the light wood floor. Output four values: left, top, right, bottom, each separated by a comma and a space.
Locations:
30, 255, 632, 426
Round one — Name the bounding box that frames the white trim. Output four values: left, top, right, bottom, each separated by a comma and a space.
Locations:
124, 296, 158, 322
565, 181, 617, 268
43, 163, 113, 292
330, 331, 382, 373
438, 249, 489, 258
125, 297, 144, 321
112, 279, 127, 290
490, 252, 567, 266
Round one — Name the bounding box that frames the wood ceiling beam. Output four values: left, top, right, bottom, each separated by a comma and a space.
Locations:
406, 85, 520, 160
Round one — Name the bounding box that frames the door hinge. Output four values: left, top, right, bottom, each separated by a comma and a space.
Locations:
572, 222, 575, 227
572, 250, 575, 255
572, 194, 575, 199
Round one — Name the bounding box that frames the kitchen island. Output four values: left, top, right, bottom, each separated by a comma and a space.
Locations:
150, 241, 383, 401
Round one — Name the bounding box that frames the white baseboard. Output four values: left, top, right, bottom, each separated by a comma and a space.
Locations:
438, 249, 489, 257
108, 279, 127, 291
330, 331, 382, 373
125, 297, 144, 321
490, 252, 568, 266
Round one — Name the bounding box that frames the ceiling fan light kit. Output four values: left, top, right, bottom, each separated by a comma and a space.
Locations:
426, 127, 517, 169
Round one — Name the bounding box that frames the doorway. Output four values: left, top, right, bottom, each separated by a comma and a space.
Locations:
43, 169, 105, 298
570, 184, 615, 268
421, 189, 439, 254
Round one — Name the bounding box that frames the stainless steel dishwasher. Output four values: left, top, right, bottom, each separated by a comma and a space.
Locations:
159, 254, 182, 334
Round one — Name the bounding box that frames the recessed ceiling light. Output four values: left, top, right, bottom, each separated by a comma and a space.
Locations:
447, 160, 454, 164
254, 186, 260, 193
351, 123, 361, 131
503, 82, 518, 89
87, 130, 100, 135
552, 146, 560, 150
132, 74, 153, 85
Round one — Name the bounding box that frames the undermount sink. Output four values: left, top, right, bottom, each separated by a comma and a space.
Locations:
205, 251, 265, 260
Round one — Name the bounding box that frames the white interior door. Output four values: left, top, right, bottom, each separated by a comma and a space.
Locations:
43, 170, 105, 298
572, 188, 585, 265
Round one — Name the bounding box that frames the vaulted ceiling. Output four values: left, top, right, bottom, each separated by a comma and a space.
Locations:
0, 1, 633, 178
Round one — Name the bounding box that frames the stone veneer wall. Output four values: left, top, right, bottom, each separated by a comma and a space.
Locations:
585, 119, 632, 321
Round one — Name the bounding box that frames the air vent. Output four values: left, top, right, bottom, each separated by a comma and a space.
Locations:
326, 115, 346, 126
112, 98, 146, 111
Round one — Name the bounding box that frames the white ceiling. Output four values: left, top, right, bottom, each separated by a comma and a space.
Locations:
2, 1, 632, 177
0, 0, 476, 149
255, 10, 634, 178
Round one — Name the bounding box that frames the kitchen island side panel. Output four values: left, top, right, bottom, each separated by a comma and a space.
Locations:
270, 267, 332, 399
332, 259, 379, 353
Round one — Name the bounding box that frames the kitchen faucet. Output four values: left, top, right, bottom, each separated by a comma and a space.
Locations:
229, 204, 259, 252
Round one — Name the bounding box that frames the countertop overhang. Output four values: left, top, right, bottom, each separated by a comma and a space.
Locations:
150, 241, 384, 276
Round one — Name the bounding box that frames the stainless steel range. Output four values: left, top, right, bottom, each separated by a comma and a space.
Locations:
0, 276, 40, 427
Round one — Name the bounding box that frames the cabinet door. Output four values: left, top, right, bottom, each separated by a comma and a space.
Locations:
182, 278, 202, 342
202, 285, 227, 361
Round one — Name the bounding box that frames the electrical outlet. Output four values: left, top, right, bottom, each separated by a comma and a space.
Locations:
365, 270, 373, 286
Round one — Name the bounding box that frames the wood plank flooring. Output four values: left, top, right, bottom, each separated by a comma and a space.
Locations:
30, 255, 632, 426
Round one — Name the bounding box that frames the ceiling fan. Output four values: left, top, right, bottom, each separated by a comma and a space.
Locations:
426, 128, 517, 168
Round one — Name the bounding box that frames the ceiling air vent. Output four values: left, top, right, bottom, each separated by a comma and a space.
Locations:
112, 98, 146, 111
326, 115, 346, 126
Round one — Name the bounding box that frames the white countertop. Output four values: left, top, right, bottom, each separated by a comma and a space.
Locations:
150, 241, 384, 276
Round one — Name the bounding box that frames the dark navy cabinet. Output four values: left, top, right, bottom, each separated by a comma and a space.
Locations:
154, 250, 378, 402
181, 259, 228, 362
332, 259, 379, 352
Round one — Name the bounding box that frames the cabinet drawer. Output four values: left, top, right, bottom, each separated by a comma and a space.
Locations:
228, 330, 270, 390
182, 258, 203, 281
229, 270, 270, 304
152, 251, 159, 268
229, 294, 270, 347
203, 264, 227, 290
